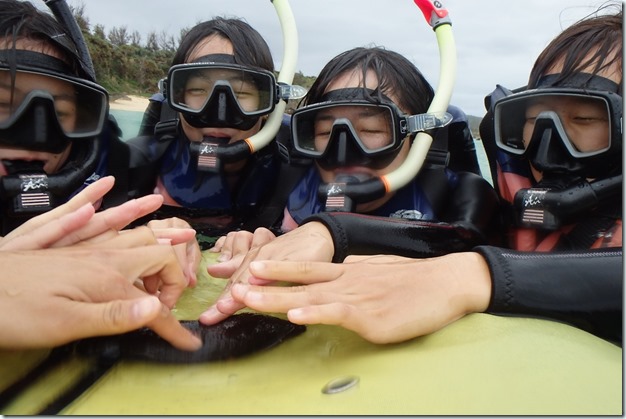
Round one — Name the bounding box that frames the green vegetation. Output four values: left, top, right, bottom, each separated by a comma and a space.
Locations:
72, 3, 316, 102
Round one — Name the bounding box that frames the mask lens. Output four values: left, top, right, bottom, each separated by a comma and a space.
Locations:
293, 102, 397, 157
169, 64, 275, 116
495, 90, 612, 158
0, 68, 106, 138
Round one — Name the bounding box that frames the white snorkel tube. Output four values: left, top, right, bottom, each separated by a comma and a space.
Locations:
384, 0, 456, 189
218, 0, 301, 160
319, 0, 456, 208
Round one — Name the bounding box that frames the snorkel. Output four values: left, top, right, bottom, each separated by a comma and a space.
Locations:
0, 0, 103, 234
193, 0, 299, 169
319, 0, 456, 211
43, 0, 97, 81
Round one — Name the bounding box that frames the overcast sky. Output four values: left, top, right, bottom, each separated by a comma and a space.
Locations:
62, 0, 612, 116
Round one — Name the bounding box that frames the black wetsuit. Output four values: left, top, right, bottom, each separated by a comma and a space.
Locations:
304, 212, 623, 345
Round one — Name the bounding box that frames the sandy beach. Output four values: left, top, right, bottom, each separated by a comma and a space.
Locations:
109, 94, 150, 112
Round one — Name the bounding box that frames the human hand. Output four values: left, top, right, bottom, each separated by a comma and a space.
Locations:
0, 176, 181, 250
0, 228, 203, 351
207, 227, 277, 278
199, 222, 335, 325
228, 252, 492, 344
147, 217, 201, 287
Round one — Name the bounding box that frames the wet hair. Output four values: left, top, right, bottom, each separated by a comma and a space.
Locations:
0, 0, 84, 78
171, 17, 274, 72
528, 4, 623, 92
301, 46, 434, 115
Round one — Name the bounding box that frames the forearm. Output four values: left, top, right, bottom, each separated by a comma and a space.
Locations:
304, 212, 484, 263
475, 245, 623, 345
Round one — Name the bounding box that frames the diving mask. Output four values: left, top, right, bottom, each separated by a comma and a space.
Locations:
0, 52, 108, 153
494, 78, 622, 179
292, 88, 451, 170
165, 57, 287, 131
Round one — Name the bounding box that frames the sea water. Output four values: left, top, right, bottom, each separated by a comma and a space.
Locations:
110, 109, 144, 140
108, 109, 493, 185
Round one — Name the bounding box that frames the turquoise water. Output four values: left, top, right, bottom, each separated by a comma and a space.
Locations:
108, 109, 492, 184
109, 109, 144, 140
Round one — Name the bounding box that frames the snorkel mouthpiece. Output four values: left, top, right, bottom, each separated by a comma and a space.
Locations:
190, 136, 251, 173
320, 176, 387, 212
0, 168, 54, 234
513, 174, 623, 230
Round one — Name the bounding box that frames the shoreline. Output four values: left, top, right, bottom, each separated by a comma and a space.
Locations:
109, 94, 150, 112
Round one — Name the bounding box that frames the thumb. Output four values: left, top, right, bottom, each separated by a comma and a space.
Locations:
77, 296, 162, 337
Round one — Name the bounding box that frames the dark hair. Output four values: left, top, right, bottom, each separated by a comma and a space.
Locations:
302, 46, 434, 114
0, 0, 84, 77
528, 4, 623, 92
171, 17, 274, 72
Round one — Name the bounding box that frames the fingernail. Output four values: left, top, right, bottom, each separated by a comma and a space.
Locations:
217, 253, 231, 262
249, 261, 265, 271
157, 238, 172, 245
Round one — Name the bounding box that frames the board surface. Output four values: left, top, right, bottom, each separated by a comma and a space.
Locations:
0, 252, 621, 415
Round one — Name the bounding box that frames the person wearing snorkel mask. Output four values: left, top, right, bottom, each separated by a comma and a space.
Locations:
204, 7, 622, 346
483, 28, 622, 252
0, 0, 119, 235
0, 0, 201, 352
202, 47, 500, 324
128, 18, 299, 239
280, 46, 487, 230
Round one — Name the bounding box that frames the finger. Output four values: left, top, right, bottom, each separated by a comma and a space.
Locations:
0, 203, 95, 251
149, 227, 197, 246
206, 259, 240, 279
287, 302, 360, 330
217, 231, 251, 262
74, 294, 201, 351
230, 283, 321, 313
53, 195, 165, 246
85, 225, 158, 249
113, 244, 188, 308
248, 260, 343, 285
198, 298, 246, 325
186, 241, 201, 287
208, 235, 226, 253
1, 177, 114, 242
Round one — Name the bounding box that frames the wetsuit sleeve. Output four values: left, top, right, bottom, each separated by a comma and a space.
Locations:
303, 212, 486, 263
474, 245, 623, 345
440, 171, 503, 244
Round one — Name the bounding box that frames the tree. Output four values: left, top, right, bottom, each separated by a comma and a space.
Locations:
93, 24, 106, 40
108, 26, 130, 47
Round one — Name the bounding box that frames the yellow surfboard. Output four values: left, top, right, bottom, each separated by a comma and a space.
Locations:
0, 252, 621, 415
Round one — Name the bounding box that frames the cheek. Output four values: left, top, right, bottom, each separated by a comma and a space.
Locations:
377, 140, 411, 175
233, 118, 263, 142
316, 163, 334, 183
45, 145, 72, 174
180, 118, 203, 142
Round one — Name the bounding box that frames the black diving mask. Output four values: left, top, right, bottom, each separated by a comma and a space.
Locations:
292, 88, 451, 170
494, 76, 622, 179
165, 56, 281, 131
0, 55, 108, 153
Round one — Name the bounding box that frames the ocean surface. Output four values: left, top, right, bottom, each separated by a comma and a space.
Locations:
110, 109, 144, 140
108, 109, 493, 185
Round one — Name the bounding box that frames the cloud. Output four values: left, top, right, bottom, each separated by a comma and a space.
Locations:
69, 0, 609, 116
